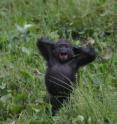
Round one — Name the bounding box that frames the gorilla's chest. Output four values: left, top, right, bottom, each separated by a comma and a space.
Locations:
48, 63, 73, 77
45, 63, 76, 96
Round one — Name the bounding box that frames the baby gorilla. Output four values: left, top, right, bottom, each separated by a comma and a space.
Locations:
37, 38, 96, 114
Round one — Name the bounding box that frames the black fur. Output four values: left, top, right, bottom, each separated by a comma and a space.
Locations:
37, 37, 96, 114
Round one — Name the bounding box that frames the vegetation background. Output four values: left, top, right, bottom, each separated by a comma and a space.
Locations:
0, 0, 117, 123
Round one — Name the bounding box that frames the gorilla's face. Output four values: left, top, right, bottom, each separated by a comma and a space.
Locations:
53, 40, 74, 62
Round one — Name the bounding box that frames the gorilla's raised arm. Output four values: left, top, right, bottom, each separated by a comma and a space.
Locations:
37, 38, 55, 61
73, 46, 96, 66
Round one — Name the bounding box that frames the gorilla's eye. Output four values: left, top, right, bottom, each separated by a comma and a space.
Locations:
60, 53, 67, 56
64, 45, 69, 48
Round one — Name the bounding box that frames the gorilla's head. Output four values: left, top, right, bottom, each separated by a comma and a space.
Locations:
53, 39, 74, 62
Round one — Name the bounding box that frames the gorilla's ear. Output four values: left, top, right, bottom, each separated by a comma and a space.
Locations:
73, 46, 81, 56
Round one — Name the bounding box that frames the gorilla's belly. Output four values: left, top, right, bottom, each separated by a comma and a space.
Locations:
45, 64, 75, 96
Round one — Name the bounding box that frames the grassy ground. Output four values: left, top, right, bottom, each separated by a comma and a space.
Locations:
0, 0, 117, 123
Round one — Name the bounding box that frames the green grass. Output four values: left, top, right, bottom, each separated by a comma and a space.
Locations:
0, 0, 117, 123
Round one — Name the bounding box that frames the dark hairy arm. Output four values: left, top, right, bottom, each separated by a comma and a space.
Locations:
37, 38, 55, 61
73, 46, 96, 66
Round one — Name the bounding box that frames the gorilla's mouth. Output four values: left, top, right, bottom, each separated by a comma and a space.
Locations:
59, 53, 68, 60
